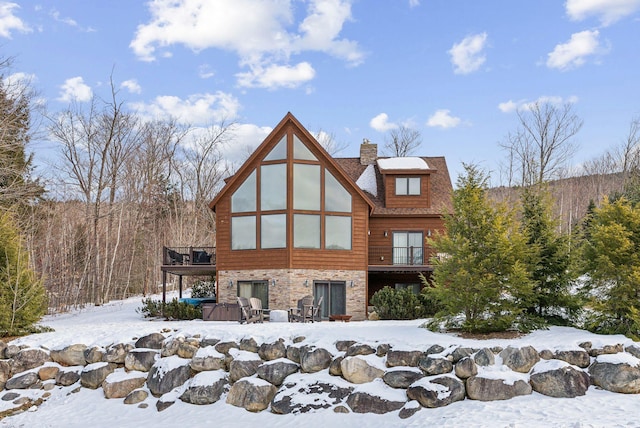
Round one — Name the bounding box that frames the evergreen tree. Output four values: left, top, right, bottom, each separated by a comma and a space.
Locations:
0, 211, 47, 336
427, 164, 534, 333
581, 197, 640, 339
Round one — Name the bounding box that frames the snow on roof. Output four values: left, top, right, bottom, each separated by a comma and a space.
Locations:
377, 157, 429, 170
355, 164, 377, 196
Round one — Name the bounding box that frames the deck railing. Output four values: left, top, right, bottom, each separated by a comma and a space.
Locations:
163, 246, 216, 266
368, 246, 434, 266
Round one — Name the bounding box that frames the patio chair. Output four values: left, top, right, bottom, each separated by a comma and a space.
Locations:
311, 295, 323, 322
288, 295, 314, 323
249, 297, 265, 323
237, 297, 262, 324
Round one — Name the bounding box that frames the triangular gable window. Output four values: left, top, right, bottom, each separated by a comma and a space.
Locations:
231, 170, 256, 213
264, 135, 287, 161
325, 170, 351, 212
293, 134, 317, 161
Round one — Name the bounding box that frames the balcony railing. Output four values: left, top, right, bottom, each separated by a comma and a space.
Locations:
369, 246, 433, 266
163, 246, 216, 266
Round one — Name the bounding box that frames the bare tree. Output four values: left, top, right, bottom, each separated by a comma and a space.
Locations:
313, 129, 347, 156
384, 125, 422, 157
500, 102, 582, 187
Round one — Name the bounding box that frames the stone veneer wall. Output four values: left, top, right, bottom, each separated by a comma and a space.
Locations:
218, 269, 367, 321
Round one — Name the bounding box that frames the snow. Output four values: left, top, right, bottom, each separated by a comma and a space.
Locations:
2, 294, 640, 427
531, 359, 572, 374
105, 369, 146, 383
193, 345, 224, 359
410, 376, 454, 400
228, 348, 261, 361
356, 164, 378, 197
377, 157, 429, 170
188, 370, 226, 387
597, 352, 640, 366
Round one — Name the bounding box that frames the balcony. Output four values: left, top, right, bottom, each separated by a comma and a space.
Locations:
162, 246, 216, 275
368, 246, 434, 272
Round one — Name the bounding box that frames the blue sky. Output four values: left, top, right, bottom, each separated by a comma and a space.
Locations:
2, 0, 639, 184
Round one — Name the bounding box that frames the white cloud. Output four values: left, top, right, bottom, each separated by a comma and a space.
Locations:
546, 30, 603, 71
221, 123, 273, 164
121, 79, 142, 94
198, 64, 215, 79
129, 91, 240, 126
426, 109, 461, 129
57, 77, 92, 102
0, 2, 31, 38
498, 95, 579, 113
448, 32, 488, 75
566, 0, 640, 26
409, 0, 420, 7
50, 9, 77, 27
236, 62, 316, 89
498, 100, 519, 113
369, 113, 398, 132
130, 0, 363, 88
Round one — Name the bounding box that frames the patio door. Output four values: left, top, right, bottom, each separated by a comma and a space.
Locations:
238, 280, 269, 309
393, 232, 424, 265
313, 281, 346, 318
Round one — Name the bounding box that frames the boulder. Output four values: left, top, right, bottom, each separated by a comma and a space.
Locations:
55, 369, 81, 386
346, 343, 376, 357
382, 368, 423, 389
179, 371, 228, 405
147, 356, 192, 396
539, 349, 554, 360
50, 344, 87, 367
5, 372, 39, 390
335, 340, 357, 352
103, 371, 147, 398
425, 344, 445, 355
346, 390, 405, 414
200, 337, 220, 348
418, 356, 453, 375
588, 344, 624, 357
473, 348, 495, 366
135, 333, 165, 349
340, 356, 384, 384
214, 341, 239, 356
451, 347, 475, 363
386, 350, 423, 368
0, 360, 10, 388
38, 365, 59, 381
10, 348, 51, 375
407, 375, 466, 408
530, 362, 590, 398
271, 379, 353, 414
299, 346, 332, 373
124, 349, 158, 372
176, 341, 199, 359
83, 346, 105, 364
399, 401, 422, 419
329, 356, 344, 376
376, 344, 391, 357
466, 375, 532, 401
554, 350, 590, 368
104, 343, 134, 364
226, 378, 277, 412
626, 345, 640, 359
258, 340, 287, 361
499, 346, 539, 373
589, 360, 640, 394
5, 344, 20, 359
0, 340, 6, 359
156, 398, 174, 412
81, 362, 117, 389
229, 354, 262, 383
256, 360, 299, 386
190, 347, 226, 372
160, 338, 180, 357
124, 389, 148, 404
286, 346, 301, 364
455, 357, 478, 379
239, 337, 259, 353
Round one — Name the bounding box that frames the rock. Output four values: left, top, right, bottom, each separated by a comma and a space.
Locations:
239, 338, 259, 353
346, 390, 405, 414
124, 389, 148, 404
346, 343, 375, 357
104, 343, 133, 364
299, 346, 332, 373
258, 340, 287, 361
329, 356, 344, 376
340, 356, 384, 384
256, 360, 299, 386
135, 333, 165, 349
55, 370, 81, 386
124, 349, 158, 372
530, 362, 590, 398
43, 383, 55, 391
5, 345, 20, 359
399, 401, 422, 419
180, 371, 228, 405
334, 405, 350, 413
0, 341, 6, 359
376, 344, 391, 357
382, 368, 423, 389
554, 350, 590, 368
451, 347, 475, 363
292, 336, 305, 344
589, 360, 640, 393
38, 365, 59, 381
83, 347, 105, 364
229, 357, 262, 383
190, 347, 226, 372
335, 340, 356, 352
407, 375, 466, 408
103, 371, 147, 398
147, 356, 192, 396
499, 346, 539, 373
0, 360, 11, 386
2, 392, 20, 401
418, 356, 453, 375
160, 338, 180, 357
426, 344, 445, 355
626, 345, 640, 359
386, 350, 423, 368
271, 380, 353, 414
455, 357, 478, 379
10, 349, 51, 375
588, 344, 624, 357
5, 372, 39, 390
214, 341, 239, 356
473, 348, 495, 366
539, 349, 554, 360
176, 341, 199, 359
226, 378, 277, 412
50, 344, 87, 367
81, 362, 117, 389
466, 375, 532, 401
286, 346, 301, 364
156, 398, 174, 412
200, 337, 220, 348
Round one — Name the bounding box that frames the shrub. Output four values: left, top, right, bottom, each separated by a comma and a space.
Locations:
191, 280, 216, 298
371, 286, 424, 320
138, 298, 202, 320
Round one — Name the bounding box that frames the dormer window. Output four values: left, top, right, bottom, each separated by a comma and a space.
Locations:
396, 177, 421, 196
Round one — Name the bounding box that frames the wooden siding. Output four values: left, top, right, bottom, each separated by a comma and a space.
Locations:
384, 174, 431, 209
368, 216, 443, 249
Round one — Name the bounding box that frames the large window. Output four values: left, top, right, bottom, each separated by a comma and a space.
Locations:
261, 164, 286, 210
232, 170, 256, 212
393, 231, 423, 264
294, 164, 320, 210
325, 216, 351, 250
314, 281, 346, 318
261, 214, 286, 249
325, 170, 351, 212
238, 280, 269, 309
396, 177, 421, 196
294, 214, 320, 248
232, 216, 256, 250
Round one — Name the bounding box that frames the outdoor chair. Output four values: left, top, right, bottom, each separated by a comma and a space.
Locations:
237, 296, 262, 324
311, 295, 323, 322
288, 295, 314, 323
249, 297, 265, 322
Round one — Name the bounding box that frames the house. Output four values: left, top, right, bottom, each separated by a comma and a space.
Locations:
161, 112, 452, 321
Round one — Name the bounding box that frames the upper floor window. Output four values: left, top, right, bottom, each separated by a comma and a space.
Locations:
325, 170, 351, 212
232, 170, 256, 212
396, 177, 420, 195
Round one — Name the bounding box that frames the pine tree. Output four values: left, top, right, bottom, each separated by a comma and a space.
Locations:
428, 164, 533, 333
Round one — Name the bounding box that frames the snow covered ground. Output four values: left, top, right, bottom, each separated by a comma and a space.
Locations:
2, 294, 639, 428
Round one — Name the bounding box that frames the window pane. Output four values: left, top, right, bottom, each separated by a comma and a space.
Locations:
261, 214, 286, 249
232, 170, 256, 213
238, 281, 252, 298
330, 282, 346, 314
231, 216, 256, 250
294, 214, 320, 248
293, 134, 317, 160
326, 216, 351, 250
325, 170, 351, 212
294, 164, 320, 210
408, 177, 421, 195
264, 135, 287, 161
253, 281, 269, 309
395, 177, 407, 195
261, 164, 286, 210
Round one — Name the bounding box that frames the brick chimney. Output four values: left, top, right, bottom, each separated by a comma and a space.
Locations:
360, 139, 377, 165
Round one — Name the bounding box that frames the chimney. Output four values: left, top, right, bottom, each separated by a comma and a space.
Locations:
360, 138, 377, 165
